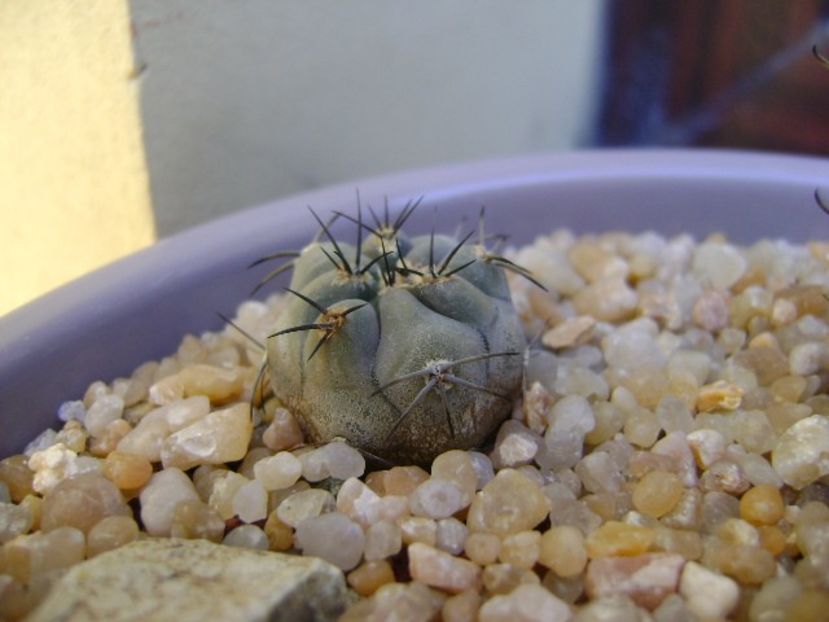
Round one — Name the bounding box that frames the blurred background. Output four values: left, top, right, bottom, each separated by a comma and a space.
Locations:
1, 0, 828, 315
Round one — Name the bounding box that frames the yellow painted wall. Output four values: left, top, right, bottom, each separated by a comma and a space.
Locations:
0, 0, 155, 315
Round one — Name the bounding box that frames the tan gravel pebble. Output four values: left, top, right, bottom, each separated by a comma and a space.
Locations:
632, 471, 683, 518
116, 396, 210, 461
86, 515, 139, 557
478, 583, 572, 622
692, 289, 730, 331
102, 451, 153, 490
772, 414, 829, 489
409, 478, 467, 519
703, 539, 776, 585
585, 553, 685, 610
363, 520, 402, 561
498, 530, 540, 569
148, 373, 185, 406
347, 560, 395, 597
263, 511, 293, 551
436, 517, 468, 555
573, 277, 638, 323
276, 488, 334, 527
689, 421, 731, 454
232, 479, 268, 523
340, 581, 445, 622
139, 468, 200, 536
399, 516, 438, 547
695, 380, 744, 412
177, 364, 244, 403
542, 316, 596, 349
692, 242, 747, 289
161, 403, 253, 470
408, 542, 481, 594
40, 473, 130, 534
467, 469, 550, 536
464, 532, 501, 566
294, 512, 364, 571
88, 419, 133, 457
380, 465, 430, 496
54, 421, 87, 454
4, 526, 86, 584
430, 450, 478, 503
170, 499, 225, 543
222, 525, 270, 551
253, 451, 302, 491
0, 455, 35, 503
336, 477, 383, 527
261, 408, 305, 451
490, 421, 541, 469
0, 503, 32, 544
569, 241, 628, 283
207, 470, 249, 519
442, 589, 481, 622
539, 526, 587, 577
482, 563, 540, 594
739, 484, 784, 525
84, 395, 125, 438
585, 521, 655, 558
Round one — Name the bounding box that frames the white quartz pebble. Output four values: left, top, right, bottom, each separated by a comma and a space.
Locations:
277, 489, 335, 527
436, 517, 469, 555
232, 479, 268, 523
772, 415, 829, 489
117, 396, 210, 462
253, 452, 302, 491
139, 468, 200, 536
692, 242, 746, 289
336, 477, 383, 527
294, 512, 365, 570
223, 524, 269, 550
679, 561, 738, 620
410, 479, 466, 520
478, 583, 571, 622
161, 403, 253, 470
84, 395, 125, 438
364, 520, 402, 561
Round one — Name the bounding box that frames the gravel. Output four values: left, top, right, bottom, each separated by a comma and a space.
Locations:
2, 228, 829, 620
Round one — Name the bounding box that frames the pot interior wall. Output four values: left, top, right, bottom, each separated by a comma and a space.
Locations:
2, 150, 827, 457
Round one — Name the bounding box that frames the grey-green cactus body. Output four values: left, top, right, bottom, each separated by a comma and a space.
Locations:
266, 218, 525, 465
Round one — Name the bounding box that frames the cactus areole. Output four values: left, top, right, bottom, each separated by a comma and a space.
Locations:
261, 199, 538, 465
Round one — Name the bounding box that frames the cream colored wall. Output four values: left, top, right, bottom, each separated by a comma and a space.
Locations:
0, 0, 155, 315
132, 1, 606, 235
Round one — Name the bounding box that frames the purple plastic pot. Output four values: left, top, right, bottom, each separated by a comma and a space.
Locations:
2, 149, 827, 457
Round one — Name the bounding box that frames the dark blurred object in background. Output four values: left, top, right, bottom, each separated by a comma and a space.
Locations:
599, 0, 829, 154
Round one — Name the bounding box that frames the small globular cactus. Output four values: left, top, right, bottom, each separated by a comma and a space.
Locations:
255, 198, 540, 465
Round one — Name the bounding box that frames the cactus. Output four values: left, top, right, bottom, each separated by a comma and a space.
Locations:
257, 199, 539, 465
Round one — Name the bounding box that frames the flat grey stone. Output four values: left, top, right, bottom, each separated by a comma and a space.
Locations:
27, 538, 347, 622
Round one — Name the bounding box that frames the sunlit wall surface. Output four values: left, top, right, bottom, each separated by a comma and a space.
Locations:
0, 1, 156, 315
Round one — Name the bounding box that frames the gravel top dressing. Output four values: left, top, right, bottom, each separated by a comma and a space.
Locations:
2, 226, 829, 621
